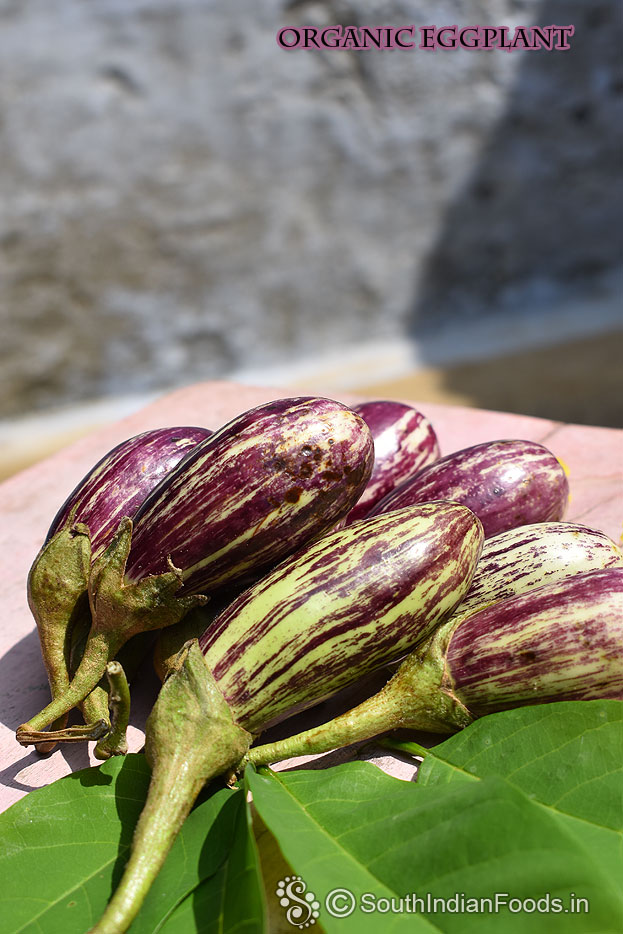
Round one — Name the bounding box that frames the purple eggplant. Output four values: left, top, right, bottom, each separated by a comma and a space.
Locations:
46, 428, 212, 559
249, 567, 623, 762
343, 400, 440, 524
371, 438, 569, 537
444, 567, 623, 714
123, 397, 373, 593
18, 396, 374, 745
26, 426, 212, 748
88, 502, 484, 934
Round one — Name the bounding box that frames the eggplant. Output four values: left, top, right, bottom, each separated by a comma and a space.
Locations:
371, 438, 569, 537
18, 396, 374, 745
343, 400, 440, 524
451, 521, 622, 628
443, 567, 623, 714
200, 501, 483, 731
379, 520, 622, 674
26, 426, 211, 749
124, 396, 373, 593
87, 502, 484, 934
46, 427, 212, 560
249, 566, 623, 763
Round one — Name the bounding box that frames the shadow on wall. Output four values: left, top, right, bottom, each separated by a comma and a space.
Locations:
409, 1, 623, 427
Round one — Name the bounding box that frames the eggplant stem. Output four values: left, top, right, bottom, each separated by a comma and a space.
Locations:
94, 661, 131, 760
17, 518, 206, 747
33, 715, 71, 755
17, 632, 116, 743
247, 687, 405, 766
81, 686, 112, 736
377, 737, 430, 759
88, 641, 251, 934
246, 628, 474, 767
28, 520, 92, 754
17, 720, 110, 744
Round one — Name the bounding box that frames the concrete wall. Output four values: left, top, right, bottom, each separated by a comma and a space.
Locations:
1, 0, 620, 416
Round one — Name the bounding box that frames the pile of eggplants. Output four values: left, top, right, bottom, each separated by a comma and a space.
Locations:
17, 396, 374, 747
248, 527, 623, 761
12, 395, 622, 934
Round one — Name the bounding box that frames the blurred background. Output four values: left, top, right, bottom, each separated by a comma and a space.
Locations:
1, 0, 621, 479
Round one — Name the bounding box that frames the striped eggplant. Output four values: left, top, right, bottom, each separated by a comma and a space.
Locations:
439, 567, 623, 715
380, 520, 623, 674
199, 501, 483, 731
124, 397, 372, 593
25, 426, 212, 749
343, 400, 440, 524
449, 521, 623, 628
88, 501, 483, 934
46, 427, 213, 559
17, 396, 374, 746
248, 567, 623, 763
371, 439, 569, 537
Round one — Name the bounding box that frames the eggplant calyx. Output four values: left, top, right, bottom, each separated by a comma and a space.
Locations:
27, 515, 92, 669
27, 516, 93, 753
387, 621, 475, 733
88, 519, 208, 638
16, 519, 207, 744
88, 640, 251, 934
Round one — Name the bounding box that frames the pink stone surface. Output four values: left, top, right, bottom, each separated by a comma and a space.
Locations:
0, 381, 621, 813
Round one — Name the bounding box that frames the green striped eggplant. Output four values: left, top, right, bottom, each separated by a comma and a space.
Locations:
343, 400, 440, 524
200, 501, 483, 731
25, 426, 211, 750
372, 438, 569, 537
379, 520, 623, 675
18, 396, 373, 746
87, 502, 484, 934
249, 566, 623, 763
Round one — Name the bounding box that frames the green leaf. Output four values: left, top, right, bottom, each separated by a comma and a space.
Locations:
248, 704, 623, 933
4, 703, 622, 934
411, 700, 623, 892
160, 780, 266, 934
248, 765, 434, 934
0, 754, 241, 934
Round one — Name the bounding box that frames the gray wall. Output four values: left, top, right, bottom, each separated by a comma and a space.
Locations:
1, 0, 620, 416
